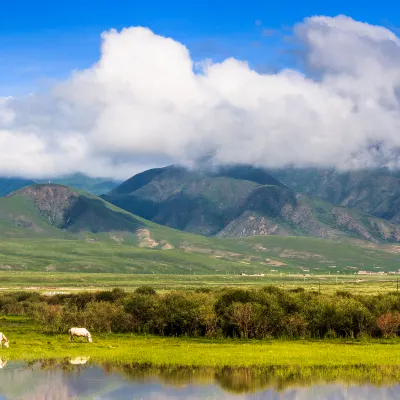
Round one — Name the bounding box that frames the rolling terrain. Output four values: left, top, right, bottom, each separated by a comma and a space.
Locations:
0, 183, 399, 274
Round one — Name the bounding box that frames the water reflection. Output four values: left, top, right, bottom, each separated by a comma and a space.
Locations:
0, 360, 400, 399
69, 356, 90, 365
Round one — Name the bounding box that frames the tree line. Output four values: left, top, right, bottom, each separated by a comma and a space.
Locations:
2, 286, 400, 339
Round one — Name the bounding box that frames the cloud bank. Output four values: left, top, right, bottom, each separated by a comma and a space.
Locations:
1, 15, 400, 179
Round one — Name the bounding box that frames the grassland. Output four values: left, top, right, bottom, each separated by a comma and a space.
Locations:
1, 271, 400, 295
0, 233, 400, 275
2, 316, 400, 368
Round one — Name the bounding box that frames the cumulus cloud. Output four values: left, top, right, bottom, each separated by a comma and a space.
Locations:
1, 15, 400, 179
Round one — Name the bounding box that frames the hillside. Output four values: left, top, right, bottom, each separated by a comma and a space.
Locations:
103, 165, 400, 243
268, 167, 400, 224
0, 182, 221, 250
1, 183, 400, 274
6, 184, 145, 234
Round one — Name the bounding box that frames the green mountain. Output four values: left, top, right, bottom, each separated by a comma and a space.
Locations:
0, 177, 35, 196
5, 184, 145, 234
36, 173, 121, 195
103, 165, 400, 243
268, 167, 400, 223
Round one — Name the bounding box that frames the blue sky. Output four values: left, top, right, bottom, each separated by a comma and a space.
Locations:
1, 0, 400, 96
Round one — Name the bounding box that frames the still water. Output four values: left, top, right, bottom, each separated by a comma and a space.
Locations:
0, 359, 400, 399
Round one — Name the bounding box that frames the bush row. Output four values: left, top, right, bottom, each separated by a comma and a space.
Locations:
3, 286, 400, 339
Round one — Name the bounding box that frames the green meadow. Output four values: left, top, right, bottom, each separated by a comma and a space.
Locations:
3, 316, 400, 368
0, 233, 399, 275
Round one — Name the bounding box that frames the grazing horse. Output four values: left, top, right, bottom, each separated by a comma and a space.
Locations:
0, 333, 9, 348
68, 328, 92, 343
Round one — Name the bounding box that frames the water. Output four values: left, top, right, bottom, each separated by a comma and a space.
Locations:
0, 359, 400, 399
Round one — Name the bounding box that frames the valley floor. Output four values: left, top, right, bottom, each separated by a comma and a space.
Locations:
0, 272, 400, 295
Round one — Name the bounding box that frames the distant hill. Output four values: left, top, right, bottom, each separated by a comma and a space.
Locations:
4, 184, 145, 235
36, 173, 121, 195
103, 165, 400, 243
0, 177, 35, 196
0, 173, 121, 197
268, 167, 400, 223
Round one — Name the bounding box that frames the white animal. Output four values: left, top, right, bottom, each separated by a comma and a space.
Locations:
68, 327, 92, 343
0, 358, 7, 368
0, 333, 9, 348
69, 356, 90, 365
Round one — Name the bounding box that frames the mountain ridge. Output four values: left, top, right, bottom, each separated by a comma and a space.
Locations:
103, 165, 400, 243
268, 167, 400, 223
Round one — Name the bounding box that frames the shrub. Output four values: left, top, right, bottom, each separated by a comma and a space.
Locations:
377, 312, 400, 338
135, 286, 157, 296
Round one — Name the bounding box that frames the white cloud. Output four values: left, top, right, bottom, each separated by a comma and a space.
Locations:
1, 15, 400, 179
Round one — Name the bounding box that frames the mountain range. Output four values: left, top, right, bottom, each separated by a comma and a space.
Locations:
268, 167, 400, 223
103, 165, 400, 243
2, 165, 400, 244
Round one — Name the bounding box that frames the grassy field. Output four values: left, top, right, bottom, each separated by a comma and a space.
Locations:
0, 230, 400, 275
0, 271, 400, 295
3, 316, 400, 369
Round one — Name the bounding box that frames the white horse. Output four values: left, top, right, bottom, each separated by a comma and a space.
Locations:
0, 333, 9, 348
68, 327, 92, 343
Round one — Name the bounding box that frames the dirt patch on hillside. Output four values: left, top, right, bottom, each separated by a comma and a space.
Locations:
109, 232, 124, 243
279, 250, 325, 260
136, 229, 159, 248
9, 184, 78, 228
265, 259, 287, 266
180, 245, 212, 254
136, 229, 173, 250
160, 240, 174, 250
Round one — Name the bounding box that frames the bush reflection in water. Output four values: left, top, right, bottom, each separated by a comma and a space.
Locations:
19, 359, 400, 394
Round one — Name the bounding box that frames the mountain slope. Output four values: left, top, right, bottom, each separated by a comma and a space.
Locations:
268, 167, 400, 223
4, 184, 145, 235
103, 165, 400, 243
1, 183, 212, 249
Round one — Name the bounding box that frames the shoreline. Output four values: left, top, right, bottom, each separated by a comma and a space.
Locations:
3, 333, 400, 367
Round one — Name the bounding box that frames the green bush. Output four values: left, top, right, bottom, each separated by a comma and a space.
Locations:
2, 285, 400, 339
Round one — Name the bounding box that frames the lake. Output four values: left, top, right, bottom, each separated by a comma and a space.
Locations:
0, 359, 400, 399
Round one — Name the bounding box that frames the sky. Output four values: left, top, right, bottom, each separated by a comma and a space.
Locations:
1, 0, 399, 95
1, 1, 400, 178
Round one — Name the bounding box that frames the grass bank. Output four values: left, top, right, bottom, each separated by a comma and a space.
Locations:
8, 335, 400, 367
3, 318, 400, 367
